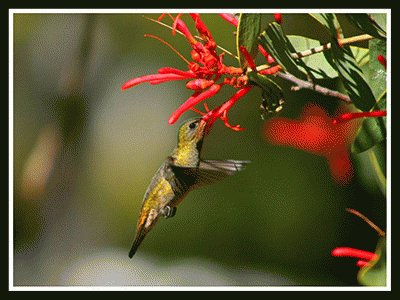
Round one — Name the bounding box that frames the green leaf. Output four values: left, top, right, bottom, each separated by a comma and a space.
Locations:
370, 13, 386, 33
247, 71, 283, 97
330, 40, 376, 111
358, 237, 386, 286
236, 13, 261, 69
311, 13, 376, 111
368, 141, 387, 197
350, 45, 369, 67
345, 14, 386, 39
352, 93, 386, 154
309, 13, 343, 38
287, 35, 338, 79
258, 23, 306, 78
366, 38, 386, 99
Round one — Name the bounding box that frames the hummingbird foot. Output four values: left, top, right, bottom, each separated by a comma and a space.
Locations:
161, 206, 177, 218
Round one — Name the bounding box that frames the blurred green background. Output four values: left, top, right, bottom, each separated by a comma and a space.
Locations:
13, 13, 386, 286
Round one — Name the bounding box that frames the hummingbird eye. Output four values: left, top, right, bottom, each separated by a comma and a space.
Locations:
189, 121, 197, 129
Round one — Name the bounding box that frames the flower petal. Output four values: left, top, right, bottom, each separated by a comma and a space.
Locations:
331, 247, 378, 261
173, 17, 196, 44
219, 13, 238, 27
377, 55, 386, 69
168, 84, 222, 124
157, 67, 196, 78
239, 46, 256, 71
190, 13, 213, 41
121, 73, 189, 90
202, 86, 252, 130
356, 260, 371, 268
332, 111, 387, 124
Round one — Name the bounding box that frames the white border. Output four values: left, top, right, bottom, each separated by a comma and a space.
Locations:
9, 8, 391, 292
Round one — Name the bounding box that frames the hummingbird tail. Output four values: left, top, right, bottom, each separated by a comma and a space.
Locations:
129, 228, 147, 258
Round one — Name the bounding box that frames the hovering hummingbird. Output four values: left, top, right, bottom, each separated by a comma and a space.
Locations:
129, 117, 250, 257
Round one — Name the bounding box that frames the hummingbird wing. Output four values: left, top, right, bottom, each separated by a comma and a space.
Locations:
169, 159, 250, 190
196, 159, 251, 186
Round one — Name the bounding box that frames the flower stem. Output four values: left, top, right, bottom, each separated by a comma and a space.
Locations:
144, 34, 190, 64
346, 208, 385, 237
275, 71, 352, 103
291, 34, 373, 60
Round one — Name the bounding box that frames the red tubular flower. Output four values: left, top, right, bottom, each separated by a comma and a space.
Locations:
264, 104, 361, 184
356, 260, 371, 268
121, 73, 194, 90
171, 16, 197, 44
377, 55, 387, 69
157, 67, 196, 77
239, 46, 257, 71
332, 110, 386, 124
274, 13, 282, 24
202, 86, 252, 133
189, 13, 214, 42
219, 13, 238, 27
332, 247, 378, 268
186, 79, 215, 91
258, 45, 276, 65
168, 84, 222, 124
259, 65, 281, 75
333, 110, 387, 124
332, 247, 378, 261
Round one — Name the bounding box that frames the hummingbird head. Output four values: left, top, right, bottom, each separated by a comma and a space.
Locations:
172, 118, 208, 166
177, 117, 207, 146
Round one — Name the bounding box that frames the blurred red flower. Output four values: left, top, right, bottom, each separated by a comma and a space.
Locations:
263, 103, 361, 184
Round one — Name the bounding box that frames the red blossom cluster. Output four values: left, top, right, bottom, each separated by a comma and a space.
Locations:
122, 14, 246, 131
122, 13, 280, 132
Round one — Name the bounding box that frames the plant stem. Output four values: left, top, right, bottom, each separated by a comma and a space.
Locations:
291, 34, 373, 59
275, 71, 352, 103
346, 208, 385, 237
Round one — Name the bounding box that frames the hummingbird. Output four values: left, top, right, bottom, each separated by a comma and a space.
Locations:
128, 117, 250, 257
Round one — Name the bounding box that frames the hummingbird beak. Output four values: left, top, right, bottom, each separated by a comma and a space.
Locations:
200, 118, 213, 137
197, 119, 207, 139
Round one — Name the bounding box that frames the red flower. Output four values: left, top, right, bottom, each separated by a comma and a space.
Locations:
258, 44, 276, 65
218, 13, 238, 27
121, 13, 255, 131
274, 13, 282, 24
332, 208, 384, 269
333, 110, 387, 124
122, 13, 283, 132
263, 104, 361, 184
332, 247, 378, 268
377, 55, 387, 69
